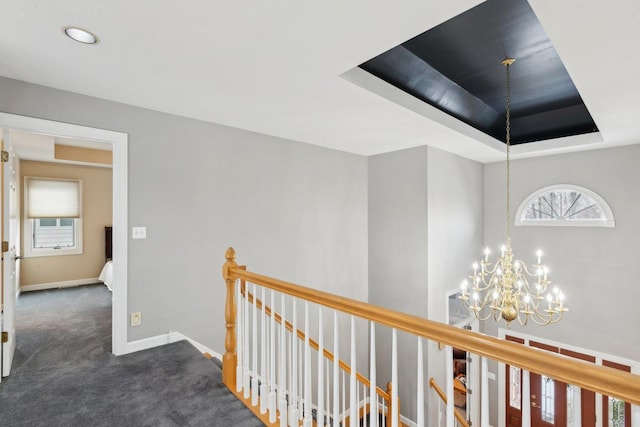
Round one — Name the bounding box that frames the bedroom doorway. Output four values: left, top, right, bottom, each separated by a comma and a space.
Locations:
0, 113, 128, 367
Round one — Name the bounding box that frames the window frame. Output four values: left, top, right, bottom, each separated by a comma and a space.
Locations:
24, 177, 83, 258
515, 184, 615, 228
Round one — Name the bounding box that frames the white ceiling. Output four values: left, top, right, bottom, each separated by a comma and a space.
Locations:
1, 0, 639, 163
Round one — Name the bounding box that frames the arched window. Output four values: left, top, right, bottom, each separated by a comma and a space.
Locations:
515, 184, 614, 227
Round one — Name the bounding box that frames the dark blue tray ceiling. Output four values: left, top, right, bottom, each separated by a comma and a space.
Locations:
359, 0, 598, 145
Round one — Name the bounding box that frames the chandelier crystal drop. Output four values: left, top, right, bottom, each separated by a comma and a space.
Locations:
459, 58, 568, 326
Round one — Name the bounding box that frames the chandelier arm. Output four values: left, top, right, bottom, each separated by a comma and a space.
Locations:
461, 295, 495, 321
518, 262, 542, 277
548, 312, 566, 324
527, 313, 554, 326
474, 283, 497, 293
520, 282, 547, 298
482, 263, 502, 276
475, 308, 496, 322
526, 304, 568, 326
473, 277, 499, 290
515, 312, 529, 326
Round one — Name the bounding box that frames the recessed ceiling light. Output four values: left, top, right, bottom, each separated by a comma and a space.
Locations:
63, 27, 99, 44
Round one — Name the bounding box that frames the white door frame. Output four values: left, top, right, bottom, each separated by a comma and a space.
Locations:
0, 113, 129, 356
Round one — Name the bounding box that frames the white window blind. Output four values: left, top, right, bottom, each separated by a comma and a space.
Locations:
26, 178, 81, 219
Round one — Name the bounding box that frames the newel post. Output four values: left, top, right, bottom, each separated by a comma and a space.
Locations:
222, 247, 238, 390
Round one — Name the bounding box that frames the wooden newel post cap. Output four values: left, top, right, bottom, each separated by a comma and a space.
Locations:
223, 247, 238, 280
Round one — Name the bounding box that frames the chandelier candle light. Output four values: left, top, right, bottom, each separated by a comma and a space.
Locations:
459, 58, 568, 326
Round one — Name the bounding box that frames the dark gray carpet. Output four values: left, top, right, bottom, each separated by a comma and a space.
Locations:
0, 284, 262, 427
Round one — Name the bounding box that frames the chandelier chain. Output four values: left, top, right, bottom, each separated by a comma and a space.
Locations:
505, 61, 511, 242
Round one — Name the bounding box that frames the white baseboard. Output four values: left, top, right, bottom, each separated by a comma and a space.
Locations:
122, 333, 173, 354
168, 331, 222, 360
21, 278, 101, 293
401, 415, 417, 427
119, 331, 222, 360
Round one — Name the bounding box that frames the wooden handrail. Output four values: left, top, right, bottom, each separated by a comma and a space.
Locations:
223, 247, 640, 406
242, 283, 391, 401
429, 378, 469, 427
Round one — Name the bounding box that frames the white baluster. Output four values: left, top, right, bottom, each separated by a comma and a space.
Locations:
299, 342, 303, 421
342, 371, 346, 425
269, 291, 277, 423
260, 287, 267, 414
243, 281, 250, 399
359, 382, 362, 421
356, 381, 360, 421
289, 300, 299, 425
481, 357, 489, 427
333, 310, 339, 427
236, 279, 243, 393
350, 316, 357, 426
317, 307, 325, 427
445, 345, 454, 427
522, 370, 531, 427
325, 358, 330, 426
417, 337, 424, 427
362, 384, 365, 424
392, 328, 398, 427
252, 284, 259, 407
303, 303, 312, 427
370, 322, 377, 427
279, 294, 287, 427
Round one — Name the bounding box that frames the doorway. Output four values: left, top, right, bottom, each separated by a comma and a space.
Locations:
501, 331, 635, 427
446, 289, 480, 427
0, 113, 128, 379
527, 341, 568, 427
504, 338, 591, 427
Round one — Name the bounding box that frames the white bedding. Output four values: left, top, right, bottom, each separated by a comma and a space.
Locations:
99, 260, 113, 291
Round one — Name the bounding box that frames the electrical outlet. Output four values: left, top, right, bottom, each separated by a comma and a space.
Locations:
131, 312, 142, 326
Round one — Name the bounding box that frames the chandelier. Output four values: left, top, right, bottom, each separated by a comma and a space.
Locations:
459, 58, 568, 326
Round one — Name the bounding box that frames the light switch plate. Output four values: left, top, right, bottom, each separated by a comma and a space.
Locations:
132, 226, 147, 239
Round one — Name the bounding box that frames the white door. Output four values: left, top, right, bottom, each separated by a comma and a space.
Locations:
1, 130, 19, 378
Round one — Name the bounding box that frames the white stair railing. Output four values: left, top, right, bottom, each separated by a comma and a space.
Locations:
231, 281, 393, 426
222, 247, 640, 427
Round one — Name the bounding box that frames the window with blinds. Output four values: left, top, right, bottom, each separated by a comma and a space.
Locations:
24, 177, 83, 257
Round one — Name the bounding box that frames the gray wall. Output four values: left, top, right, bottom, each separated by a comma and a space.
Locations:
368, 146, 483, 422
0, 76, 369, 352
426, 147, 483, 426
484, 144, 640, 424
368, 146, 429, 421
